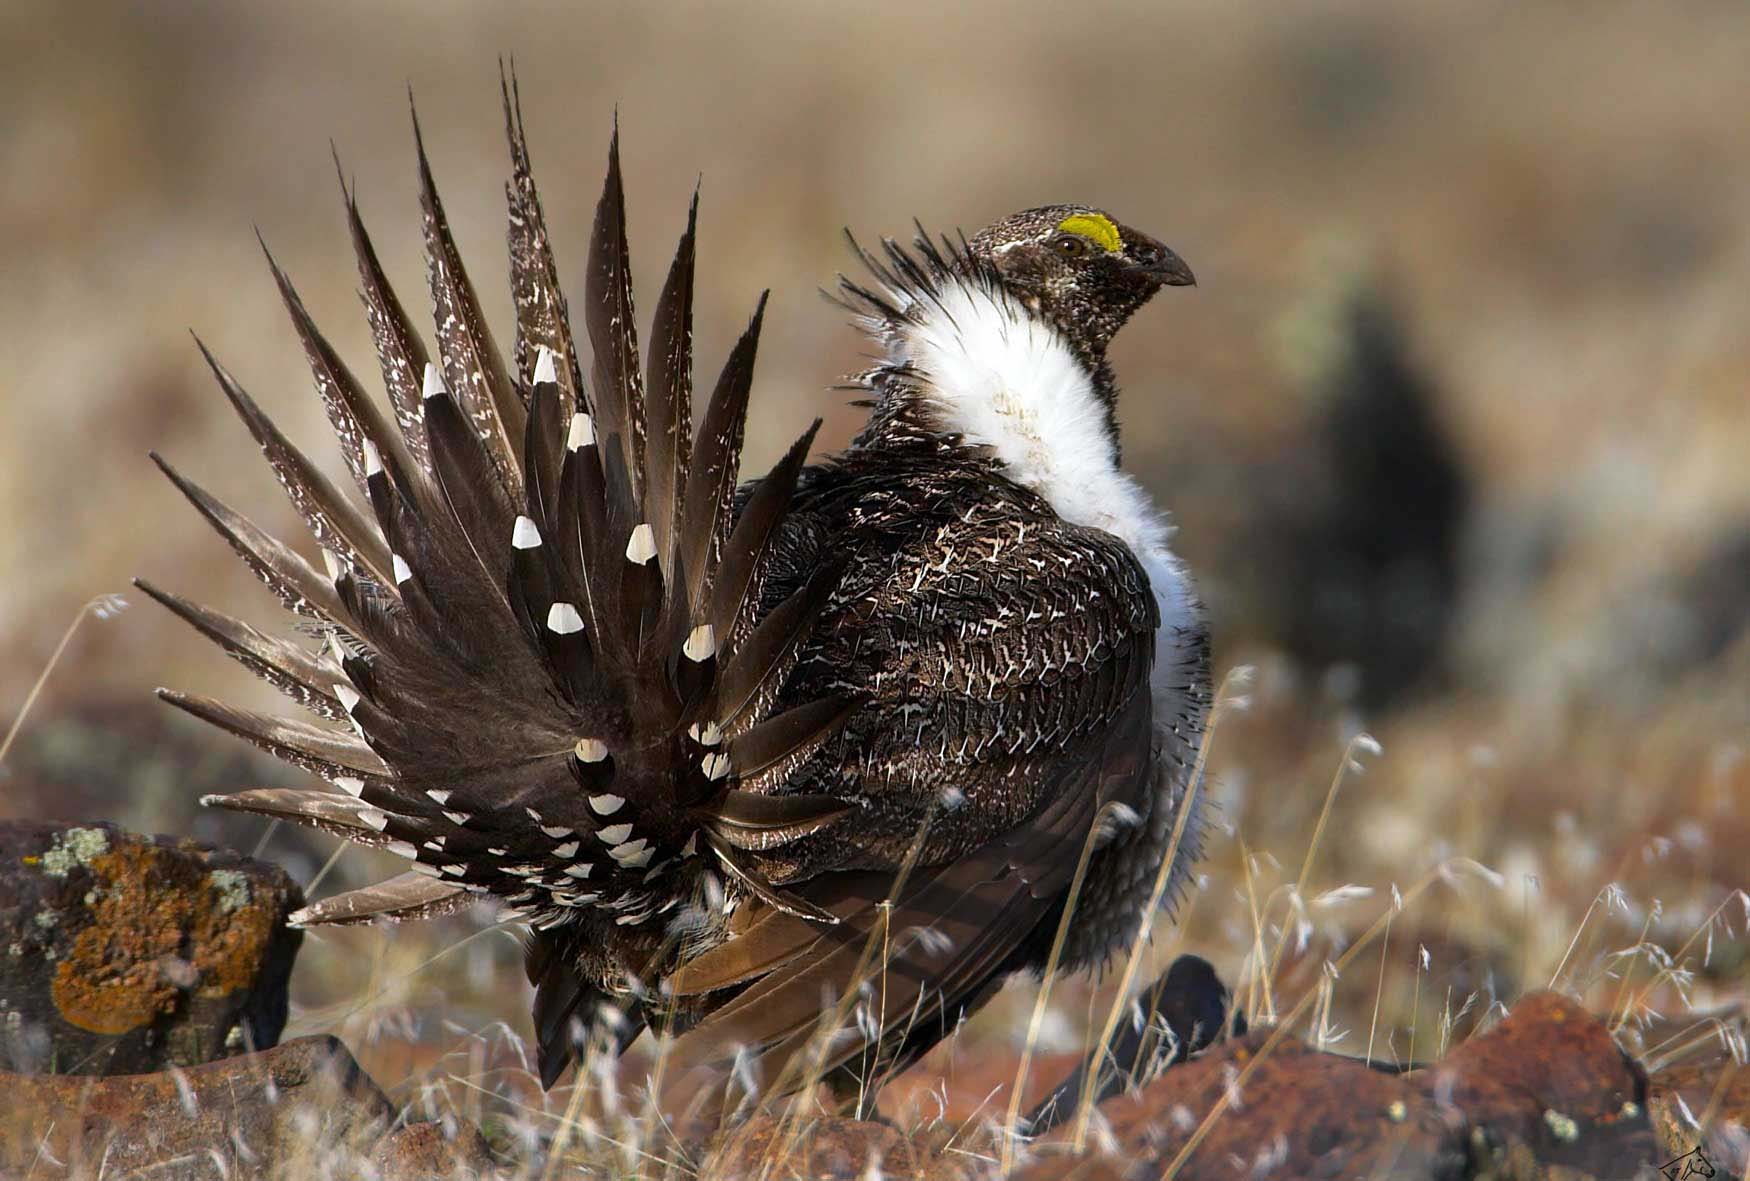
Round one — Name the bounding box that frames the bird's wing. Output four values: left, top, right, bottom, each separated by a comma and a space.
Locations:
661, 689, 1154, 1112
659, 481, 1162, 1108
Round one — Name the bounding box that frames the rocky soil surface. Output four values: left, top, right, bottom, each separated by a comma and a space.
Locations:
2, 820, 1743, 1180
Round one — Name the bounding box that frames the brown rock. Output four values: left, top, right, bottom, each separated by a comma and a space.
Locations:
1016, 991, 1658, 1181
0, 1034, 394, 1178
1023, 1028, 1461, 1181
378, 1119, 501, 1180
1425, 991, 1656, 1177
0, 819, 303, 1075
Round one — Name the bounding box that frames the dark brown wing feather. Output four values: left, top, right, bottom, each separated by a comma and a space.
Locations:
662, 692, 1153, 1110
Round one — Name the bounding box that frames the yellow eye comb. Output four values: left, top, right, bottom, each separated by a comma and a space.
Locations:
1055, 212, 1122, 253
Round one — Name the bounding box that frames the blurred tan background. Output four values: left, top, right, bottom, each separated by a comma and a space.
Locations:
3, 0, 1746, 1115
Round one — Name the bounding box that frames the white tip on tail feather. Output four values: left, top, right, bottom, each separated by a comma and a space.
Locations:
512, 515, 543, 549
547, 602, 585, 635
589, 793, 626, 815
566, 413, 596, 451
597, 823, 634, 845
682, 624, 717, 663
392, 553, 413, 584
533, 345, 559, 386
361, 438, 383, 478
421, 362, 446, 401
625, 523, 657, 565
575, 737, 609, 763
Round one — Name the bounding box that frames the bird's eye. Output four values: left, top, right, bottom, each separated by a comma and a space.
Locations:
1053, 234, 1091, 258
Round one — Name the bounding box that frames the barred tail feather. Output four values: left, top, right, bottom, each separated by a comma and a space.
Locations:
146, 74, 851, 1090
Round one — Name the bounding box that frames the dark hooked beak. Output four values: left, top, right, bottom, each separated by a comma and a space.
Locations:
1141, 245, 1196, 288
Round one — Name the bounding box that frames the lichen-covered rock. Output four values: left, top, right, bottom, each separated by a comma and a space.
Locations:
0, 819, 302, 1074
0, 1035, 393, 1178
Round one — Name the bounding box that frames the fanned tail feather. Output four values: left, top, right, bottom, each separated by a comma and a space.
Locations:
146, 73, 852, 1090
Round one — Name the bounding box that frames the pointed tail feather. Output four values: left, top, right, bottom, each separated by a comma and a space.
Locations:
148, 98, 852, 1097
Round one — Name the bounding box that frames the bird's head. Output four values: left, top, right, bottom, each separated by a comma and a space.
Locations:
968, 205, 1194, 358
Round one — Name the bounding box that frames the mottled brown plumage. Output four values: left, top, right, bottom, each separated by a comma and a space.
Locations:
144, 70, 1210, 1124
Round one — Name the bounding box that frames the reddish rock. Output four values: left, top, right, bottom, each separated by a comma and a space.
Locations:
0, 1035, 393, 1178
378, 1118, 502, 1180
1014, 991, 1657, 1181
0, 819, 303, 1075
1023, 1028, 1461, 1180
1425, 991, 1655, 1177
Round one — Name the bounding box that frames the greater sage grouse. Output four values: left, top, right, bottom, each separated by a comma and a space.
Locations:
142, 77, 1211, 1118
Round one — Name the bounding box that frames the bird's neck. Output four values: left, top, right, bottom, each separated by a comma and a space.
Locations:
869, 275, 1125, 481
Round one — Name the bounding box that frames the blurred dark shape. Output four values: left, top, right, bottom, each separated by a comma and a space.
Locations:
1613, 525, 1750, 690
1268, 287, 1471, 712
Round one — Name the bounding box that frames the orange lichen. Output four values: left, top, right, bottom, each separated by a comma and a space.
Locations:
50, 843, 274, 1035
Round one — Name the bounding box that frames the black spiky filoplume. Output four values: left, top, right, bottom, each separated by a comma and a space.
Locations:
146, 70, 1211, 1123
